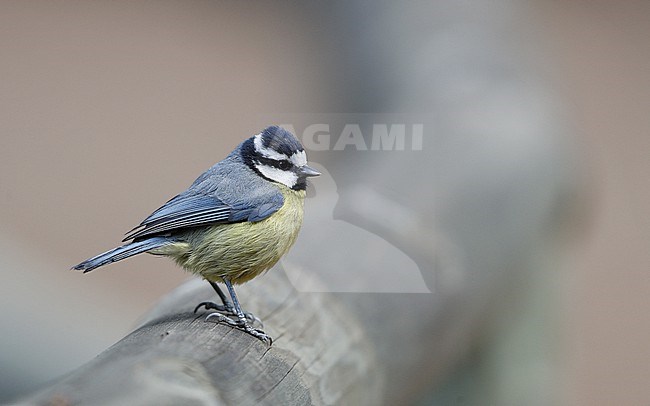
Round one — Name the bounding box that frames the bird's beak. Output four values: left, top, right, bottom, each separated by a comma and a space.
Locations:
299, 165, 321, 177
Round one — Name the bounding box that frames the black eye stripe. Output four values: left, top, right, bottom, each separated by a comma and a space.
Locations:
256, 157, 292, 170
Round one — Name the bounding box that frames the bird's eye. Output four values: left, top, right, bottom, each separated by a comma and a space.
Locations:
277, 160, 292, 171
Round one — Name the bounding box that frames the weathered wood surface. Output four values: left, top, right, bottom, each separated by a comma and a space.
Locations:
23, 272, 382, 405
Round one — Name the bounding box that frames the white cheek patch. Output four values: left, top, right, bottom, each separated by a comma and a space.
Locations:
256, 164, 298, 188
289, 150, 307, 167
254, 133, 289, 161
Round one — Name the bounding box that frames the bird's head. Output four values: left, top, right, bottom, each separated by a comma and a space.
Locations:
241, 126, 320, 191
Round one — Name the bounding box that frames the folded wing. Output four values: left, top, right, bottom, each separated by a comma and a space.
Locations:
124, 190, 284, 241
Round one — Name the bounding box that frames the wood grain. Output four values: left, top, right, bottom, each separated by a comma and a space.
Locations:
23, 271, 382, 405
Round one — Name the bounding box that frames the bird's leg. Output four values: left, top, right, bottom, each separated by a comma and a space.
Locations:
194, 281, 234, 313
194, 280, 262, 326
206, 277, 272, 345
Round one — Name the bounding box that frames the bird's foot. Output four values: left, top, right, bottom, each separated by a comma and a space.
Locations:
205, 312, 272, 345
194, 301, 233, 314
241, 324, 273, 345
194, 301, 263, 327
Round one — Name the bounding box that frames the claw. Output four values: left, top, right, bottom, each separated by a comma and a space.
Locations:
194, 301, 233, 314
196, 302, 263, 329
205, 313, 272, 345
242, 325, 273, 345
206, 312, 240, 326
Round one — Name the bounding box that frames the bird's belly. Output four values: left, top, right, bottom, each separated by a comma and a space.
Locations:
169, 188, 305, 284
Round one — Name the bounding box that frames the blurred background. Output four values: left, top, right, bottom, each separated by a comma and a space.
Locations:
1, 1, 649, 404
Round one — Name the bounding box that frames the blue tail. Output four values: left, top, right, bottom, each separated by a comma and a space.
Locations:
72, 237, 172, 273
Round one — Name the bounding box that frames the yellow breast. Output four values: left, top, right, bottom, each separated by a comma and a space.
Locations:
159, 185, 305, 284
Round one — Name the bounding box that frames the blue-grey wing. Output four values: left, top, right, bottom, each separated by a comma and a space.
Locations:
123, 190, 284, 241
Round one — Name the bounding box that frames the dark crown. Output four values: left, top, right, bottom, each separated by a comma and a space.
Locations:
258, 126, 304, 156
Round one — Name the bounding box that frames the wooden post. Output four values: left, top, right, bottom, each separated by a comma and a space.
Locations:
22, 272, 383, 405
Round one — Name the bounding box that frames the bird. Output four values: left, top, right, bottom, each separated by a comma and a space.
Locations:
72, 126, 320, 344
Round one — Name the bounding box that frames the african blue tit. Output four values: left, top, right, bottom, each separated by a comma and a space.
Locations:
73, 126, 320, 343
